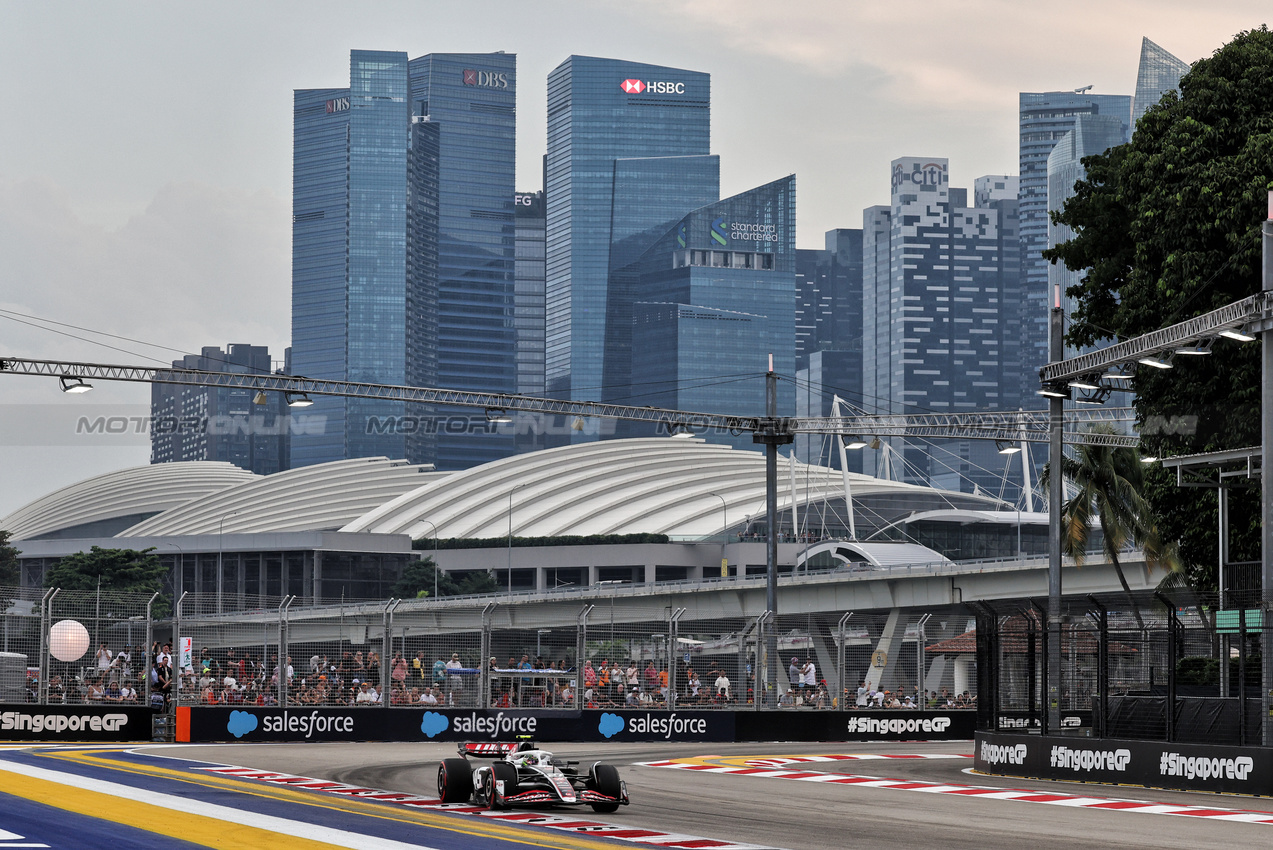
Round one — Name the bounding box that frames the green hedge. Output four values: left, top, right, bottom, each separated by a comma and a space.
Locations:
412, 533, 670, 550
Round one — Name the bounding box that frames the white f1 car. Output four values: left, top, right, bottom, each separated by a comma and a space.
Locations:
437, 741, 630, 812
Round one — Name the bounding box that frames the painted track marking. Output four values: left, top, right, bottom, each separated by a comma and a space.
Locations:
636, 754, 1273, 825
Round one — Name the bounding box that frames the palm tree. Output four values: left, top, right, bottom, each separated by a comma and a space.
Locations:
1041, 427, 1180, 625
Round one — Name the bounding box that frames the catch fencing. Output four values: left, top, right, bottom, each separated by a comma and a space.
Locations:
974, 590, 1268, 744
6, 587, 981, 716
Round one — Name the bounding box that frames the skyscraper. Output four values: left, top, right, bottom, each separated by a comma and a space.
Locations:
545, 56, 715, 412
1018, 90, 1130, 398
1132, 37, 1190, 127
862, 158, 1022, 496
794, 229, 864, 469
621, 176, 797, 448
513, 189, 547, 454
290, 50, 516, 470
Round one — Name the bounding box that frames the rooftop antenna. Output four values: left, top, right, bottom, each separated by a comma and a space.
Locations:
1074, 84, 1094, 94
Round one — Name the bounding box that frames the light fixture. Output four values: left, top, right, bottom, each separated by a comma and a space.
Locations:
285, 391, 314, 407
1137, 354, 1173, 369
252, 391, 269, 405
843, 437, 869, 450
995, 440, 1022, 455
1174, 340, 1213, 356
59, 376, 93, 394
1067, 375, 1102, 391
1219, 328, 1256, 343
1037, 384, 1070, 399
570, 416, 586, 432
485, 407, 512, 423
1073, 387, 1112, 405
1140, 455, 1159, 464
1104, 367, 1133, 382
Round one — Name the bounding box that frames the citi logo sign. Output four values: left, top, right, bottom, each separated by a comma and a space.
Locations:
621, 79, 686, 95
463, 69, 509, 89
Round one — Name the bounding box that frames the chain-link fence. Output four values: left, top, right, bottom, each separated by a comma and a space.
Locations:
5, 586, 989, 714
974, 590, 1268, 744
1, 585, 162, 708
157, 593, 981, 712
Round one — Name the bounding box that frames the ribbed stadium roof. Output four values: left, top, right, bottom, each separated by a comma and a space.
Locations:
2, 462, 257, 541
341, 438, 1008, 541
120, 457, 446, 536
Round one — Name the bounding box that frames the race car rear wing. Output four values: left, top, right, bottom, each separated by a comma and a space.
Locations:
458, 741, 524, 758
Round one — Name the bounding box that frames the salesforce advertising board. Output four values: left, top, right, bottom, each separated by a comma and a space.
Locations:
183, 707, 734, 743
975, 732, 1273, 795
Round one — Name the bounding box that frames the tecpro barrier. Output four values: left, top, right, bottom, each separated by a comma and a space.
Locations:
975, 731, 1273, 796
179, 706, 975, 744
0, 703, 157, 742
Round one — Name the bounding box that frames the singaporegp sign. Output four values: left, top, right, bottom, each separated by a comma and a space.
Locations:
0, 704, 151, 741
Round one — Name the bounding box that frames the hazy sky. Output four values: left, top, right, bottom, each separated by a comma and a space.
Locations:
0, 1, 1266, 518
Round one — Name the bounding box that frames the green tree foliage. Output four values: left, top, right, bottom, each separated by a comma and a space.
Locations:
1045, 27, 1273, 589
0, 530, 19, 586
413, 532, 670, 551
389, 557, 499, 598
1041, 431, 1180, 624
43, 546, 166, 594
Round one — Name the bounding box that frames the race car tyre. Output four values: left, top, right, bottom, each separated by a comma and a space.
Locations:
587, 763, 622, 813
487, 762, 518, 810
437, 759, 472, 804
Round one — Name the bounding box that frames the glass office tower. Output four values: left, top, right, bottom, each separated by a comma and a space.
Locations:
408, 53, 517, 468
1132, 37, 1190, 127
545, 56, 714, 413
620, 176, 797, 450
292, 50, 411, 467
1018, 90, 1130, 403
291, 50, 515, 470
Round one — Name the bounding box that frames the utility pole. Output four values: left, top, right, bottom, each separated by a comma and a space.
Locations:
1047, 283, 1064, 735
753, 356, 792, 707
1262, 192, 1273, 745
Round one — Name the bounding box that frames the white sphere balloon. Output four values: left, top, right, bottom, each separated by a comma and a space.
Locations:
49, 619, 91, 662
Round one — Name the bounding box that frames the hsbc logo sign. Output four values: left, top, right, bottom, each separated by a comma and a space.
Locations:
621, 79, 685, 95
463, 69, 509, 89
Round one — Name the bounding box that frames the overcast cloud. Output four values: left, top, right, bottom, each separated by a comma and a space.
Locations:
0, 1, 1266, 518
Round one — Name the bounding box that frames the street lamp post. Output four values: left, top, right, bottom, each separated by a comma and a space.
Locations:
418, 520, 439, 600
709, 492, 728, 578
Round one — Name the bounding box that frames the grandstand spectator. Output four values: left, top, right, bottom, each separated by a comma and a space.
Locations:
446, 653, 464, 693
583, 660, 597, 690
413, 650, 428, 683
788, 657, 801, 691
625, 662, 639, 690
643, 661, 658, 693
686, 669, 701, 702
96, 643, 113, 673
391, 651, 408, 685
714, 671, 731, 701
421, 686, 439, 705
433, 656, 448, 690
366, 650, 381, 682
801, 658, 817, 692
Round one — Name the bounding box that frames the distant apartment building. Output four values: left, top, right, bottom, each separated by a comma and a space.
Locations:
151, 345, 290, 475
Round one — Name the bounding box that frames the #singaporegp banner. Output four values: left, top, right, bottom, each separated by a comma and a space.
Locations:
178, 707, 976, 744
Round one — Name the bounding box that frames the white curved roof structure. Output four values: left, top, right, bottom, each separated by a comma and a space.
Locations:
2, 462, 257, 541
121, 457, 447, 536
794, 540, 953, 569
342, 438, 1008, 541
